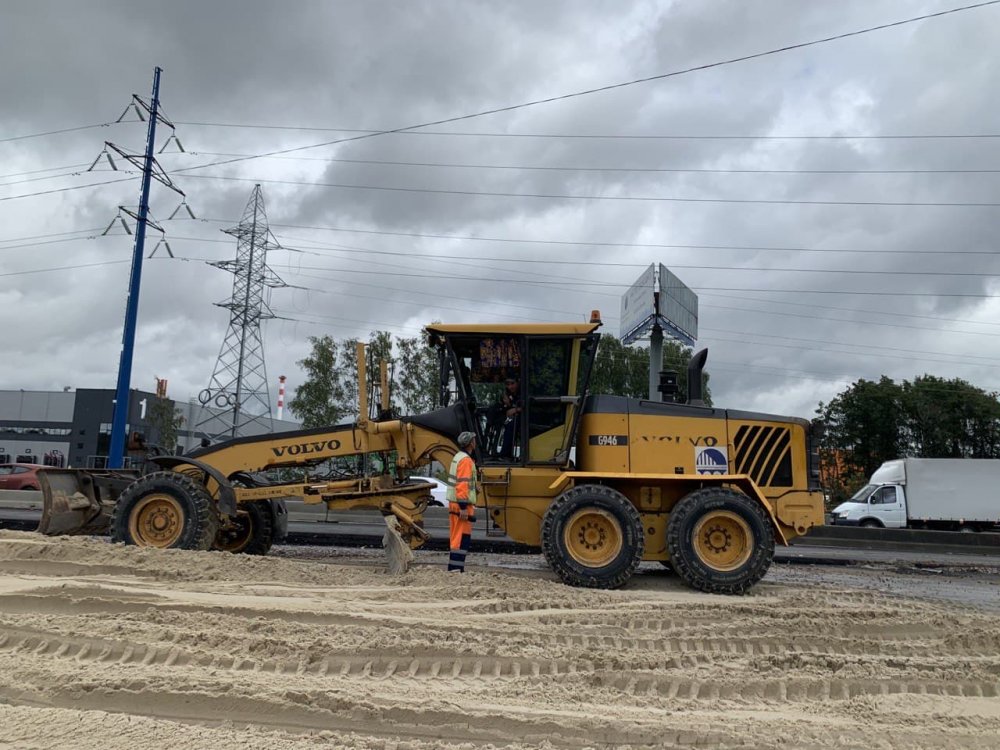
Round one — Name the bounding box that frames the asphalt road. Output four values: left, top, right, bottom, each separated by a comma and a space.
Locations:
285, 509, 1000, 567
3, 494, 1000, 569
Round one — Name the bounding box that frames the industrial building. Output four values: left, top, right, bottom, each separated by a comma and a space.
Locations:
0, 389, 299, 469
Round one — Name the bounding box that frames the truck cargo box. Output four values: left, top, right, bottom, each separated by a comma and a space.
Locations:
901, 458, 1000, 523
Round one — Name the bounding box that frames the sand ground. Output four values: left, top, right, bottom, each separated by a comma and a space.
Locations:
1, 529, 998, 749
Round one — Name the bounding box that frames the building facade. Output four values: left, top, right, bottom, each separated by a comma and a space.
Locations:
0, 389, 300, 468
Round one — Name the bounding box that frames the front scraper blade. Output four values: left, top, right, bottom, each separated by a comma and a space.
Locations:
382, 515, 414, 575
36, 469, 111, 536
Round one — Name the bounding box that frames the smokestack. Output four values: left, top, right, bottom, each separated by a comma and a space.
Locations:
277, 375, 286, 420
687, 349, 708, 406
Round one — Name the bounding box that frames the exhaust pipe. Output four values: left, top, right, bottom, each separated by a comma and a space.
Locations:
687, 348, 708, 406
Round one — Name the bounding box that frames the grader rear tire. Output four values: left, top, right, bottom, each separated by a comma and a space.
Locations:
541, 484, 644, 589
111, 471, 219, 551
214, 501, 274, 555
666, 487, 774, 595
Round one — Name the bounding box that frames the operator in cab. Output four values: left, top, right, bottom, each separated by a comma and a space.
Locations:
447, 431, 478, 572
498, 377, 522, 460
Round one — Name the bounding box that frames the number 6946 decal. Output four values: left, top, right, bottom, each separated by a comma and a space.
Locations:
588, 434, 629, 446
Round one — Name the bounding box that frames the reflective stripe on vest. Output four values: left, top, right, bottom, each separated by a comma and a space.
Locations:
445, 451, 477, 506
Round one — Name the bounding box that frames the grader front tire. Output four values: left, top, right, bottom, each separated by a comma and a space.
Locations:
666, 487, 774, 595
111, 472, 219, 551
541, 485, 644, 589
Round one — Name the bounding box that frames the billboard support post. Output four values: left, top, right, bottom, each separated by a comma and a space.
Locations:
648, 323, 663, 401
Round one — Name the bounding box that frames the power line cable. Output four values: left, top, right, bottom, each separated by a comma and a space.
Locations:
701, 326, 1000, 363
595, 351, 997, 391
0, 236, 105, 253
264, 261, 1000, 296
705, 302, 1000, 338
0, 175, 138, 203
177, 171, 1000, 207
264, 241, 1000, 337
178, 243, 1000, 338
0, 163, 91, 180
705, 333, 994, 369
696, 286, 1000, 298
701, 292, 1000, 327
168, 150, 1000, 175
0, 169, 98, 188
262, 234, 999, 279
171, 1, 1000, 175
273, 273, 594, 320
175, 122, 1000, 141
0, 122, 115, 144
181, 218, 1000, 257
166, 231, 1000, 330
270, 310, 1000, 376
0, 259, 130, 278
0, 227, 104, 244
275, 266, 1000, 363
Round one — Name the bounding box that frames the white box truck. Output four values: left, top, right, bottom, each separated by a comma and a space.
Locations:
830, 458, 1000, 532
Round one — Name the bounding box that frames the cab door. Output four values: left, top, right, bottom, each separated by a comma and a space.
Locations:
524, 336, 588, 464
868, 485, 905, 527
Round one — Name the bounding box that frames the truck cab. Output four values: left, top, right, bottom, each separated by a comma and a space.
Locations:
830, 459, 907, 528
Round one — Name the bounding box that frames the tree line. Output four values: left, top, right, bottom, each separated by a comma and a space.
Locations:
817, 375, 1000, 502
289, 332, 711, 428
289, 331, 438, 428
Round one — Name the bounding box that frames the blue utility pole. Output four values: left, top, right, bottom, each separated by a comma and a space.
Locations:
107, 67, 163, 469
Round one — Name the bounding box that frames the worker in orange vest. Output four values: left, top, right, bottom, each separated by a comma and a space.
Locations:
446, 432, 478, 572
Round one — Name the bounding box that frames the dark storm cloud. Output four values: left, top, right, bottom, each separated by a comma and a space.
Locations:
2, 0, 999, 419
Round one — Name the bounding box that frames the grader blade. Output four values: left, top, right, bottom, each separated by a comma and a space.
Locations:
382, 516, 414, 575
37, 469, 107, 535
36, 468, 138, 536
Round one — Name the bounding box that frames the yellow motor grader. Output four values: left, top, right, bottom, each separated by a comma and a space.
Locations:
38, 315, 824, 593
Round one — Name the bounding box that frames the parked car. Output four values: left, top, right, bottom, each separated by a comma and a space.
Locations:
411, 476, 448, 506
0, 463, 44, 491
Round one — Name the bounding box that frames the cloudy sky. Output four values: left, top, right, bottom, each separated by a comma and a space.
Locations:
2, 0, 999, 421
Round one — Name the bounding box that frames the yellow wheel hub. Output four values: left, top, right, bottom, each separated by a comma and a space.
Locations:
128, 493, 184, 548
564, 508, 623, 567
692, 510, 753, 571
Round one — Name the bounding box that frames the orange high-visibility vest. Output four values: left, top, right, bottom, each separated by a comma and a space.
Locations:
446, 451, 477, 507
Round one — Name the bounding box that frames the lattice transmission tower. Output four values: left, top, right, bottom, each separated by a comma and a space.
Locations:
196, 185, 285, 441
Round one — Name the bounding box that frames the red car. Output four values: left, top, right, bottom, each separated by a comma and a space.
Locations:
0, 463, 44, 491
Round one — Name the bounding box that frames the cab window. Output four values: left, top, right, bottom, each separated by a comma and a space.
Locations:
870, 486, 896, 504
525, 337, 584, 463
447, 336, 523, 461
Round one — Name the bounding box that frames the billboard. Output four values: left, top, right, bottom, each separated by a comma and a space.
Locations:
619, 263, 656, 342
658, 264, 698, 345
619, 264, 697, 347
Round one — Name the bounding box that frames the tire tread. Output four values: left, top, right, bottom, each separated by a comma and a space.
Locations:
110, 471, 219, 550
666, 487, 774, 595
541, 484, 644, 590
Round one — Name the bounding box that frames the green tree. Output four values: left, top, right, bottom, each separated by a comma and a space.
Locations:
588, 334, 711, 405
147, 397, 183, 453
289, 335, 350, 428
291, 330, 441, 427
902, 375, 1000, 458
817, 374, 1000, 502
396, 334, 439, 415
818, 377, 906, 503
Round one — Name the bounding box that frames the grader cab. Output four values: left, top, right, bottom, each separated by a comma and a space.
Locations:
38, 315, 824, 594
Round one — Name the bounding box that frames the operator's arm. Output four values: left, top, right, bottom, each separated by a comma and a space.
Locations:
454, 455, 476, 520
